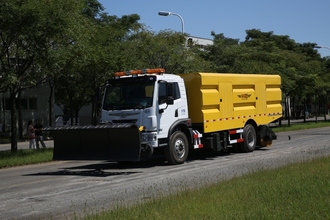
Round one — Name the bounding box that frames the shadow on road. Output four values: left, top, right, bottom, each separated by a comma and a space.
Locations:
23, 155, 167, 177
23, 147, 273, 177
24, 169, 140, 177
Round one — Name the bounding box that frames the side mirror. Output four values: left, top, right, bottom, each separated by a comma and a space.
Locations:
166, 97, 174, 105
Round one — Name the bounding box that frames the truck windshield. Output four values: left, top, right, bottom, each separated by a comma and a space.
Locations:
103, 82, 154, 110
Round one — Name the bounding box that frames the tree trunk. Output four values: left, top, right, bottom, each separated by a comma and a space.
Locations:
303, 102, 307, 123
1, 94, 5, 132
285, 94, 291, 127
70, 109, 73, 125
91, 87, 100, 126
292, 97, 295, 119
324, 101, 327, 121
91, 95, 96, 125
18, 90, 23, 139
93, 86, 102, 126
10, 91, 18, 152
48, 79, 54, 127
75, 109, 79, 125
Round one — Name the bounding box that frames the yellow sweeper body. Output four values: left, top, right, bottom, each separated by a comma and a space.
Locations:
179, 73, 282, 133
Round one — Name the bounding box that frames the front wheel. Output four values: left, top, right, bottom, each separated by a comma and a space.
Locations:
239, 124, 256, 152
165, 131, 189, 165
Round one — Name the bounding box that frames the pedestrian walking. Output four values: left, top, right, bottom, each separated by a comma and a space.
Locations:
27, 120, 36, 149
34, 119, 46, 149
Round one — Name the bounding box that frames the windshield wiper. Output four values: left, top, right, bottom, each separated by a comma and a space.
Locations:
107, 103, 145, 110
107, 106, 120, 110
133, 104, 145, 109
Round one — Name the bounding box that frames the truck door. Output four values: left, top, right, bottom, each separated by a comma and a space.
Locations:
157, 81, 179, 139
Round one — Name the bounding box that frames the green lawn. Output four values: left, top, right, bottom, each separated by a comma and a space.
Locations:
272, 120, 330, 133
85, 156, 330, 220
0, 148, 53, 168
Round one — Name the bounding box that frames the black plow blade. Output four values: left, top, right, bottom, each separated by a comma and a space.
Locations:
45, 124, 141, 161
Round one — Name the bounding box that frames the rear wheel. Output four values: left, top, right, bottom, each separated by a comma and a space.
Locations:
165, 131, 189, 165
239, 124, 256, 152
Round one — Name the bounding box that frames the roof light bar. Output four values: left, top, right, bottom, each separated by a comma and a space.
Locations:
114, 68, 165, 77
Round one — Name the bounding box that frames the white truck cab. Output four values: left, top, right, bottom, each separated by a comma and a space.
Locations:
100, 69, 191, 161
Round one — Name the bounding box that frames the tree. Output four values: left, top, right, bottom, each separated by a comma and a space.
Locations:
202, 29, 326, 124
125, 30, 211, 74
0, 0, 87, 151
201, 32, 240, 73
53, 11, 142, 125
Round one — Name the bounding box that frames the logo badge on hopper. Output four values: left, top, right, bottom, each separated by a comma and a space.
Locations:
238, 94, 251, 100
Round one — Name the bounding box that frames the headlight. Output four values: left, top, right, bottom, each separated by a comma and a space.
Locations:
142, 133, 157, 142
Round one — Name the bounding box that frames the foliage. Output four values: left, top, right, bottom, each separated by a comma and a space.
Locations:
0, 0, 87, 150
53, 9, 142, 125
203, 29, 329, 118
125, 30, 212, 74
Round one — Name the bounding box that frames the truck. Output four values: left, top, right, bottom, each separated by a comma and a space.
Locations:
49, 68, 282, 165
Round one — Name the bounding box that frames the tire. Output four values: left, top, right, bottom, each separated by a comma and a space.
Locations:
239, 124, 256, 152
165, 131, 189, 165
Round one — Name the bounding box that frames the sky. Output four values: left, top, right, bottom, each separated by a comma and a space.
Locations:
98, 0, 330, 57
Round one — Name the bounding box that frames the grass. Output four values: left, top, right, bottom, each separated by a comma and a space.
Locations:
0, 148, 53, 168
85, 156, 330, 220
272, 120, 330, 133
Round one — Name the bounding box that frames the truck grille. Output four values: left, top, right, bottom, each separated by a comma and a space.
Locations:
112, 119, 137, 123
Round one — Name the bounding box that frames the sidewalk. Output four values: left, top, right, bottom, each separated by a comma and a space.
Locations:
0, 140, 54, 151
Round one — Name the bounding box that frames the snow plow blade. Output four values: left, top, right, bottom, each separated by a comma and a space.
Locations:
44, 124, 141, 161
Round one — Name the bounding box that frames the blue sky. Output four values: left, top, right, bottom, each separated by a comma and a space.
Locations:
98, 0, 330, 57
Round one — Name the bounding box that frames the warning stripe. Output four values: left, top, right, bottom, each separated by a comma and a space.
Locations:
204, 112, 281, 123
194, 144, 204, 149
229, 138, 244, 144
229, 129, 244, 135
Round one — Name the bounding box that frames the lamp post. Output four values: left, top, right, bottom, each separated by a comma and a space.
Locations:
314, 45, 330, 50
158, 11, 184, 34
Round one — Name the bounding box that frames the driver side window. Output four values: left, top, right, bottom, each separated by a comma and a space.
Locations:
158, 83, 167, 104
158, 82, 181, 104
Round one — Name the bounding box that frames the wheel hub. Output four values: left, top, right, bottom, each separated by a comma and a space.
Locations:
247, 131, 255, 146
174, 139, 185, 158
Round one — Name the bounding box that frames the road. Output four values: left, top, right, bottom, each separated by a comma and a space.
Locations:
0, 127, 329, 219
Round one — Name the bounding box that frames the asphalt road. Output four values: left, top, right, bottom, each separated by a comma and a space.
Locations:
0, 127, 330, 219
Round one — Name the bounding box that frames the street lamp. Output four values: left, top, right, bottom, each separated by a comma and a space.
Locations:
314, 45, 330, 50
158, 11, 184, 34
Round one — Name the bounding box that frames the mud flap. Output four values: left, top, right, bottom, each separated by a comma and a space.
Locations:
45, 124, 141, 161
258, 125, 276, 147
